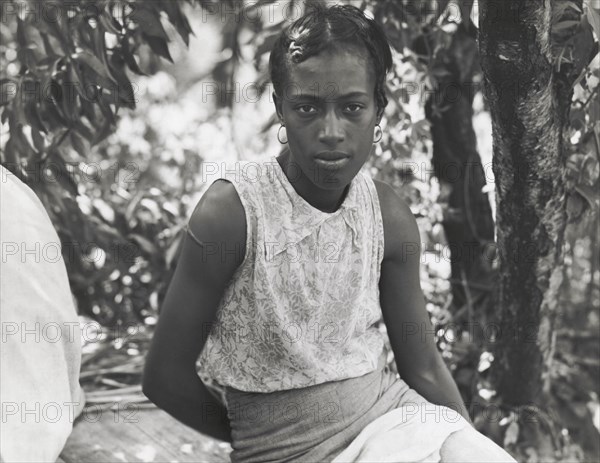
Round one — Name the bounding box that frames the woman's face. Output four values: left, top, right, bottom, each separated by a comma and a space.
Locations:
275, 47, 380, 190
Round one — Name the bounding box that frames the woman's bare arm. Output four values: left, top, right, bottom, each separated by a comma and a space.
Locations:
374, 180, 472, 425
142, 180, 246, 442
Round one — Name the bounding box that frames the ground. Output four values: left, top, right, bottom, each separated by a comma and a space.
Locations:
59, 407, 231, 463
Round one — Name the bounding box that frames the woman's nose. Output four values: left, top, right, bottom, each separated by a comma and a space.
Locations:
318, 112, 345, 146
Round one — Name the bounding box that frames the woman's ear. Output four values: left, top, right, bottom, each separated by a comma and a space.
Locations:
375, 105, 384, 124
273, 92, 284, 123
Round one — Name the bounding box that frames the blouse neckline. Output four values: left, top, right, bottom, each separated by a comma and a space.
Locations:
269, 155, 359, 216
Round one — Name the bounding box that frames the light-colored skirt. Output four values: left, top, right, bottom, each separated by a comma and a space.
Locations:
222, 350, 470, 463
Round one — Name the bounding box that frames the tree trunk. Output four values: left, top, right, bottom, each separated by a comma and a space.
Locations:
478, 0, 569, 408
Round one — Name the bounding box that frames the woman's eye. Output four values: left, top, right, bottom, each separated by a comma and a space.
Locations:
296, 105, 317, 114
345, 104, 363, 113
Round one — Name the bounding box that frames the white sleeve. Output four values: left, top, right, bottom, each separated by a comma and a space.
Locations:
1, 166, 85, 463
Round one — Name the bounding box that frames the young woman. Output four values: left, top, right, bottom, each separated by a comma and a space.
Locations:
143, 5, 517, 462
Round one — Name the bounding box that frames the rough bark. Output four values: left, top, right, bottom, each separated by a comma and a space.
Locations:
479, 0, 569, 407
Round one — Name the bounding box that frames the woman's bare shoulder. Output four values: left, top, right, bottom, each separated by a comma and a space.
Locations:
188, 180, 246, 263
372, 179, 421, 262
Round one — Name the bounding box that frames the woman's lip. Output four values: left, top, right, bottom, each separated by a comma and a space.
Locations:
314, 152, 350, 161
314, 157, 351, 169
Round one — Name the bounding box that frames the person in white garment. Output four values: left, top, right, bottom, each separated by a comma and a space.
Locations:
1, 164, 85, 462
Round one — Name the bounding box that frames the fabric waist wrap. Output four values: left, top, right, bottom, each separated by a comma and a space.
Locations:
222, 351, 468, 463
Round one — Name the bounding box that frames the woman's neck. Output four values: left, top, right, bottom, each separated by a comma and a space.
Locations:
275, 149, 349, 213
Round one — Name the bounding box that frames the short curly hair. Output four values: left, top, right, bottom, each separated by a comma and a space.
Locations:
269, 4, 393, 117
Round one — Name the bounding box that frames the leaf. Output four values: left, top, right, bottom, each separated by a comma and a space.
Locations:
574, 183, 600, 209
31, 128, 46, 153
97, 92, 116, 125
70, 62, 98, 104
107, 54, 136, 109
93, 25, 115, 83
16, 16, 29, 48
74, 120, 95, 144
39, 86, 68, 129
91, 119, 114, 146
176, 13, 194, 46
159, 0, 194, 46
28, 6, 67, 50
242, 0, 280, 14
14, 126, 38, 162
70, 130, 90, 158
14, 82, 28, 128
128, 234, 157, 255
566, 1, 583, 13
92, 198, 115, 223
130, 4, 169, 41
40, 32, 57, 56
80, 97, 97, 124
122, 38, 147, 76
74, 51, 118, 90
24, 99, 47, 134
553, 19, 581, 31
18, 47, 41, 76
141, 33, 173, 63
48, 128, 70, 152
586, 0, 600, 39
100, 7, 123, 35
48, 149, 78, 196
38, 56, 64, 77
503, 421, 519, 447
139, 198, 162, 221
59, 81, 79, 124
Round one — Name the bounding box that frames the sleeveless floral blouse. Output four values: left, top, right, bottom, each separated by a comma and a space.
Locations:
195, 155, 386, 393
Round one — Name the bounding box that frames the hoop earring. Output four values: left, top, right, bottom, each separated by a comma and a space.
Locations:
277, 125, 288, 144
373, 124, 383, 143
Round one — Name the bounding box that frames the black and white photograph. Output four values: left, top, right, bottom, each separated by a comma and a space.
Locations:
1, 0, 599, 462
